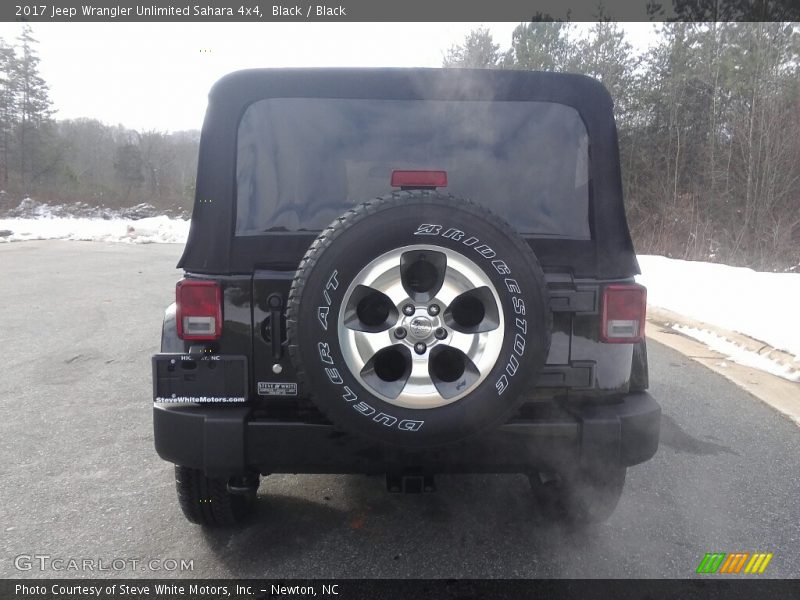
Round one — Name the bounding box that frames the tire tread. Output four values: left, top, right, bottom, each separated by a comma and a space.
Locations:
174, 466, 254, 526
286, 190, 552, 443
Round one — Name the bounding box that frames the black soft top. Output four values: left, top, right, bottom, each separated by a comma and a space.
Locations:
178, 68, 638, 278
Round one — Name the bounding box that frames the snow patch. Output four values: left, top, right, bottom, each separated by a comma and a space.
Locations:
3, 201, 799, 382
637, 255, 800, 362
0, 199, 189, 244
672, 324, 800, 383
0, 214, 189, 244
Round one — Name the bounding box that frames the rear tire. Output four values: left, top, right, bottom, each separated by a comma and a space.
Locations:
174, 466, 257, 526
528, 465, 626, 525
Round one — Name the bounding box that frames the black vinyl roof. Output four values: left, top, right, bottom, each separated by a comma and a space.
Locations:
178, 68, 639, 278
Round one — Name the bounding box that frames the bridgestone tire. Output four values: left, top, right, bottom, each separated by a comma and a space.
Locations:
174, 466, 256, 526
287, 191, 552, 447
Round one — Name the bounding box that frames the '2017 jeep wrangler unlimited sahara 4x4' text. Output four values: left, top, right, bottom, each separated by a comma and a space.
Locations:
153, 68, 660, 526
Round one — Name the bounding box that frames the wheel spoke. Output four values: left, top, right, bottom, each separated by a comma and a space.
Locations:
428, 346, 480, 399
446, 329, 498, 377
446, 329, 481, 358
349, 329, 395, 364
342, 285, 399, 332
444, 286, 500, 333
336, 244, 505, 409
380, 279, 410, 308
400, 250, 447, 303
428, 264, 463, 307
359, 345, 412, 399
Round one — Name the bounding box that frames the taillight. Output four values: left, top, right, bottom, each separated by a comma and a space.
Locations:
601, 284, 646, 343
391, 170, 448, 188
176, 280, 222, 340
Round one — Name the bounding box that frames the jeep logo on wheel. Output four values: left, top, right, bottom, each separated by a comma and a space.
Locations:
409, 316, 433, 338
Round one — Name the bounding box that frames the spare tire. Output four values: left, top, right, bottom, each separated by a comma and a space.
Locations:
287, 191, 551, 447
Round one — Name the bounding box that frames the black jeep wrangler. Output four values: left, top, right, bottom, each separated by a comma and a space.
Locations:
153, 68, 660, 526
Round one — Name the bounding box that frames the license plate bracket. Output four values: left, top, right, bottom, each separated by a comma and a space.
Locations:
152, 354, 248, 404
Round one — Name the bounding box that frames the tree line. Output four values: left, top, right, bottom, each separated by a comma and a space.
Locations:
0, 25, 197, 216
0, 24, 797, 269
444, 21, 800, 270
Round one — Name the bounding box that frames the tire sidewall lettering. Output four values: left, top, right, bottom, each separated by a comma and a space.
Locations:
414, 223, 530, 397
292, 196, 551, 447
314, 265, 419, 432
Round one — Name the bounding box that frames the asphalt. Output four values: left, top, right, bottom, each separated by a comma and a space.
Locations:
1, 241, 798, 579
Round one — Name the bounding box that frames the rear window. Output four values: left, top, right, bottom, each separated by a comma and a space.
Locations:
235, 98, 590, 239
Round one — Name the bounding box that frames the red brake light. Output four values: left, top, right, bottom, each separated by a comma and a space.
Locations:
601, 284, 646, 343
391, 170, 448, 188
176, 280, 222, 340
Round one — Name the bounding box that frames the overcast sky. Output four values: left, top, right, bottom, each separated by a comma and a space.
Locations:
0, 22, 658, 132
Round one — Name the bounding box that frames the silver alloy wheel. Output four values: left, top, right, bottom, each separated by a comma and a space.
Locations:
337, 244, 504, 409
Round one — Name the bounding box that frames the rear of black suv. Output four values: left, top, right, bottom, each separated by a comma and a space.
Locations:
152, 68, 660, 526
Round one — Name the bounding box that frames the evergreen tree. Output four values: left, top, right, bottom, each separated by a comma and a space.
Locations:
442, 27, 503, 68
441, 21, 800, 268
506, 22, 575, 71
568, 21, 640, 121
15, 24, 53, 187
113, 142, 144, 201
0, 39, 17, 187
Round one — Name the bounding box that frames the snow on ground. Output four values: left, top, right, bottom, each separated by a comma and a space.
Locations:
0, 213, 189, 244
671, 325, 800, 383
1, 207, 797, 379
637, 254, 800, 367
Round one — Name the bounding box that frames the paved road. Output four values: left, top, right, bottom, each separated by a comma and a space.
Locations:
1, 241, 798, 579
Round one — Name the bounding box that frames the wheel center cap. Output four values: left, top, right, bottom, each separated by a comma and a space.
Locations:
409, 316, 433, 339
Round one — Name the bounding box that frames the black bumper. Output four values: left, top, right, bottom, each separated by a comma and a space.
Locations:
153, 393, 660, 477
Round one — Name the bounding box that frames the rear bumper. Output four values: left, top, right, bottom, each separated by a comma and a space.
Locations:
153, 392, 660, 477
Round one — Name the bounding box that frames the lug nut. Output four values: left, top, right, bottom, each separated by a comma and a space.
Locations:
414, 342, 427, 355
428, 304, 440, 316
394, 327, 407, 339
402, 304, 415, 316
434, 327, 447, 340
